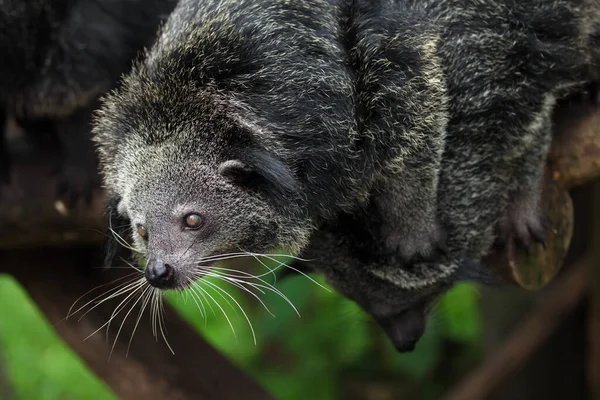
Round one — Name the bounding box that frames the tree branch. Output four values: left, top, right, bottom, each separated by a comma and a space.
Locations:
0, 247, 273, 400
443, 256, 590, 400
549, 100, 600, 189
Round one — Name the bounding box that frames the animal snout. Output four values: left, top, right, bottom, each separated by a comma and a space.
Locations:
145, 258, 176, 289
376, 308, 426, 353
390, 334, 419, 352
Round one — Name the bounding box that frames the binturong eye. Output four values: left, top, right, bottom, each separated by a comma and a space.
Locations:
184, 213, 203, 230
137, 224, 148, 239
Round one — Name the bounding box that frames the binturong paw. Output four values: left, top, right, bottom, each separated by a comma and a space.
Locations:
383, 218, 448, 265
498, 190, 552, 254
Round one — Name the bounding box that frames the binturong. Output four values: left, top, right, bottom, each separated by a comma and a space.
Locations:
0, 0, 178, 200
94, 0, 451, 278
93, 0, 600, 351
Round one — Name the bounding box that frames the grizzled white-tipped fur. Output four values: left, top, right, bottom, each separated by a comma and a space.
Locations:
93, 0, 600, 351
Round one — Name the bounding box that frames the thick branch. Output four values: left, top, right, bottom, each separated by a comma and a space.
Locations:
0, 140, 105, 249
443, 256, 590, 400
550, 100, 600, 189
0, 247, 273, 400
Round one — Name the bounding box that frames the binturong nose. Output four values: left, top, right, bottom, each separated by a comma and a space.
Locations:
145, 258, 175, 289
376, 308, 426, 352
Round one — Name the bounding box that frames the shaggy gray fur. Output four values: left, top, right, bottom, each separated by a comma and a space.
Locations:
93, 0, 600, 351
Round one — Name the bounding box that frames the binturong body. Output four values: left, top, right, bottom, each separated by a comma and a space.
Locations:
0, 0, 178, 199
94, 0, 600, 351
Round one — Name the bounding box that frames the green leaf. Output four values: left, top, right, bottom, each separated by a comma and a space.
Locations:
438, 283, 482, 343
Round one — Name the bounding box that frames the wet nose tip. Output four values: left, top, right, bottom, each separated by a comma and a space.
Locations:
145, 259, 175, 289
393, 337, 418, 353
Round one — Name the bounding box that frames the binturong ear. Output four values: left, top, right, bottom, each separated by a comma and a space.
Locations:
103, 194, 131, 269
218, 148, 300, 198
218, 159, 255, 185
452, 258, 502, 287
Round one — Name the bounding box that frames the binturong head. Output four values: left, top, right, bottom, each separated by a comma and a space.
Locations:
316, 255, 500, 352
289, 213, 502, 353
93, 79, 313, 292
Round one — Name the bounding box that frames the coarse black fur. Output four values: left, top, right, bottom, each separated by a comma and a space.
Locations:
93, 0, 600, 351
291, 0, 600, 351
0, 0, 177, 204
95, 0, 455, 275
283, 201, 500, 352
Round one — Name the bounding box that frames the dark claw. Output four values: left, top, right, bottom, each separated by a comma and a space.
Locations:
515, 229, 532, 248
530, 215, 552, 248
529, 230, 545, 247
529, 219, 548, 244
499, 202, 551, 253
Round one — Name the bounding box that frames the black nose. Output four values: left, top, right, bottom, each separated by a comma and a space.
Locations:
145, 259, 175, 289
376, 308, 426, 353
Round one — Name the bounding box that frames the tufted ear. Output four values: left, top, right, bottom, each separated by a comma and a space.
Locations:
218, 159, 255, 185
103, 193, 131, 269
452, 259, 502, 287
218, 148, 300, 197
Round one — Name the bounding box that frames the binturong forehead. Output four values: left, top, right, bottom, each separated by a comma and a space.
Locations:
117, 142, 219, 218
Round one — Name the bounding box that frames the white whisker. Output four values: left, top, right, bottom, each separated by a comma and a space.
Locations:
126, 286, 155, 356
83, 282, 145, 342
157, 294, 175, 354
108, 225, 138, 253
184, 277, 207, 320
77, 278, 146, 323
150, 289, 159, 340
200, 278, 256, 345
205, 273, 274, 317
104, 283, 147, 343
122, 285, 154, 357
196, 267, 299, 317
255, 253, 330, 292
247, 253, 278, 283
67, 272, 140, 319
223, 274, 300, 317
191, 280, 237, 341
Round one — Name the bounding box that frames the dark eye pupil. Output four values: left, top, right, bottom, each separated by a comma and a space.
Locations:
185, 214, 201, 228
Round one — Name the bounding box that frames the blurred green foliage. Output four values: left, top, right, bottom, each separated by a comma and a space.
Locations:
0, 262, 484, 400
0, 275, 116, 400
